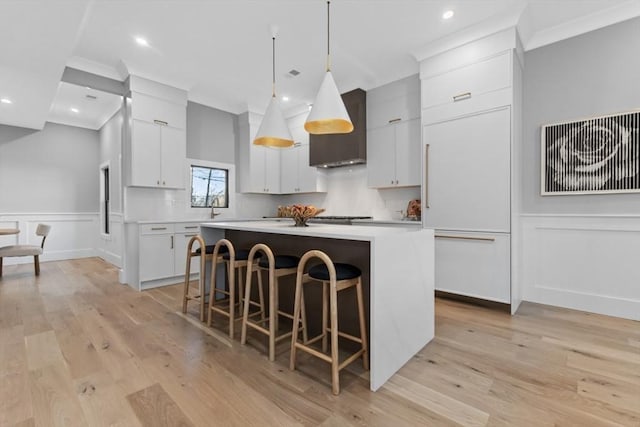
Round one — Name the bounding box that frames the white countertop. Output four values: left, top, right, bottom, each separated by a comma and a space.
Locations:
200, 220, 428, 242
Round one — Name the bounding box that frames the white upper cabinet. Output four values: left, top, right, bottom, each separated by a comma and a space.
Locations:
280, 143, 327, 194
124, 76, 187, 189
367, 75, 421, 188
421, 52, 511, 111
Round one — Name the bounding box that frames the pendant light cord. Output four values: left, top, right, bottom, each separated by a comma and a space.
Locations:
272, 36, 276, 97
326, 0, 331, 72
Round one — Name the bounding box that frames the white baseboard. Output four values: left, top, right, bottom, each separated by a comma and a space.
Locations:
521, 214, 640, 321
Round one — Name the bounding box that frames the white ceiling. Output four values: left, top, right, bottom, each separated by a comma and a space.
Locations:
48, 82, 122, 130
1, 0, 638, 131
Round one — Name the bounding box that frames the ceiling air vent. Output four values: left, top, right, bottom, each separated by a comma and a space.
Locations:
287, 69, 300, 77
85, 94, 98, 100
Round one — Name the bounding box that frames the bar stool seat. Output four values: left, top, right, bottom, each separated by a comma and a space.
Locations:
241, 244, 307, 361
207, 239, 265, 338
290, 250, 369, 395
195, 245, 228, 255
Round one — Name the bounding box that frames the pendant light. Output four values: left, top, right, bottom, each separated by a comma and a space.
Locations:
253, 27, 294, 148
304, 0, 353, 135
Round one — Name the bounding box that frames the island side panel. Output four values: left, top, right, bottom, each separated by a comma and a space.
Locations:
369, 228, 435, 391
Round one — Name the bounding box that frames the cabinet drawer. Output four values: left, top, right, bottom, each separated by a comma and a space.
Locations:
434, 232, 510, 303
174, 223, 201, 233
421, 52, 511, 110
140, 223, 175, 235
131, 92, 186, 129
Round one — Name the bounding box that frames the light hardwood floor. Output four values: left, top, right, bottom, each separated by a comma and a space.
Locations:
1, 257, 639, 426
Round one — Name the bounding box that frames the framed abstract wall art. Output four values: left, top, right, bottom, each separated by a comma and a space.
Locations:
541, 110, 640, 195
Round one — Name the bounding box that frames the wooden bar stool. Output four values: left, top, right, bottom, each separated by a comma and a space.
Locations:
207, 239, 265, 338
181, 235, 227, 322
290, 250, 369, 395
241, 243, 307, 361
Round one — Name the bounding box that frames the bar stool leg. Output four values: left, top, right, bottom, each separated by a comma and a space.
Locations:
228, 257, 236, 338
257, 270, 265, 322
199, 247, 207, 322
289, 272, 303, 371
268, 272, 277, 361
329, 282, 340, 395
322, 281, 328, 352
240, 264, 253, 345
182, 250, 193, 314
300, 284, 308, 344
355, 277, 369, 370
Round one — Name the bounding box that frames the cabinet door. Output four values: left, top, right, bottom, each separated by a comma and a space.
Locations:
264, 147, 281, 194
139, 234, 174, 281
424, 107, 510, 232
280, 145, 299, 194
394, 118, 421, 186
249, 145, 266, 192
434, 232, 510, 303
367, 125, 396, 188
297, 144, 319, 193
160, 126, 186, 188
174, 232, 200, 276
131, 120, 161, 187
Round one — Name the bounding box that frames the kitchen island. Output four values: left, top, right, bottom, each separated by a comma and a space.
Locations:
200, 220, 434, 391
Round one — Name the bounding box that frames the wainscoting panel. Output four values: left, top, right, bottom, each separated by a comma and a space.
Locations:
97, 212, 123, 268
0, 213, 99, 265
521, 214, 640, 321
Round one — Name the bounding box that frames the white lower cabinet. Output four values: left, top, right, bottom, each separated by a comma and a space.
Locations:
434, 231, 510, 303
138, 222, 200, 287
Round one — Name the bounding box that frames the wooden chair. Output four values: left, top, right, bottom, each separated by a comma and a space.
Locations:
0, 224, 51, 277
290, 250, 368, 395
241, 243, 307, 361
207, 239, 265, 338
181, 235, 227, 321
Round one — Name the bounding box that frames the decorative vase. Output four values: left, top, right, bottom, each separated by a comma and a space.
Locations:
293, 217, 309, 227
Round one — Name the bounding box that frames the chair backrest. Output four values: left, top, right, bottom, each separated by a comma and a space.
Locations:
36, 224, 51, 249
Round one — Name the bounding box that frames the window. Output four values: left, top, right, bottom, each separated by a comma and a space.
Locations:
190, 165, 229, 208
101, 165, 110, 234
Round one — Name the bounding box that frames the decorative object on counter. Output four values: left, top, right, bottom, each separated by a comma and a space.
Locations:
542, 110, 639, 195
277, 204, 325, 227
406, 199, 421, 220
304, 1, 353, 135
253, 25, 294, 148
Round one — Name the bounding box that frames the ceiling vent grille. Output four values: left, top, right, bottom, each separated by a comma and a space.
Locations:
85, 94, 98, 100
287, 69, 300, 77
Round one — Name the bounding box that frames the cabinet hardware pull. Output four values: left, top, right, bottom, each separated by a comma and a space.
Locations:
151, 227, 167, 231
184, 233, 197, 237
162, 181, 165, 185
184, 226, 198, 229
153, 119, 168, 126
157, 180, 160, 185
435, 234, 496, 242
424, 144, 430, 209
452, 92, 471, 102
388, 118, 402, 124
170, 235, 174, 249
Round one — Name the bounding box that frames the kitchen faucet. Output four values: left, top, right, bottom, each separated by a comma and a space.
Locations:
210, 205, 221, 219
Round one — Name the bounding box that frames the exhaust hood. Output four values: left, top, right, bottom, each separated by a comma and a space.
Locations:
309, 88, 366, 168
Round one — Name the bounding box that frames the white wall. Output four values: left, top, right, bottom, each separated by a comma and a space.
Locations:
0, 122, 100, 266
97, 109, 124, 267
0, 122, 99, 212
519, 17, 640, 320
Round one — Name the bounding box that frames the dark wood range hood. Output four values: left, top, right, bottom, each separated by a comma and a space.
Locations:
309, 88, 366, 168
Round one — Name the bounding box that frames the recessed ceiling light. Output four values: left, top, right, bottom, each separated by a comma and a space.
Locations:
442, 10, 454, 20
70, 108, 79, 113
135, 37, 149, 47
0, 98, 12, 104
281, 96, 289, 102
